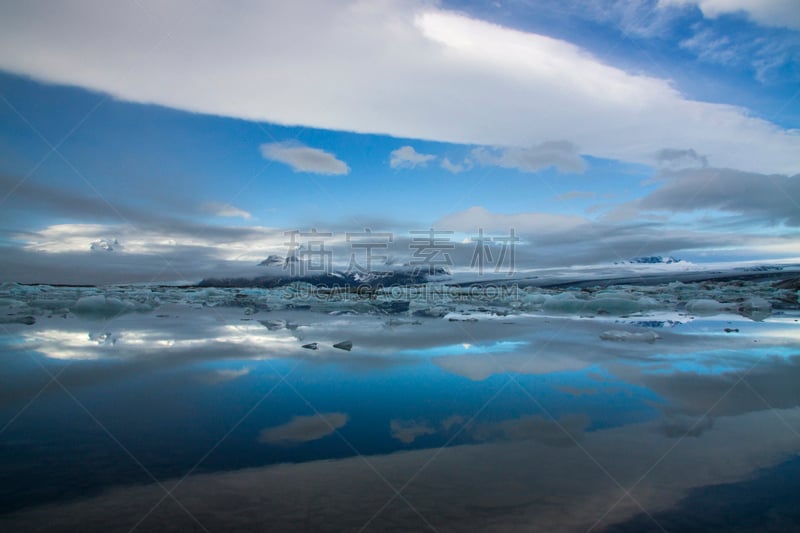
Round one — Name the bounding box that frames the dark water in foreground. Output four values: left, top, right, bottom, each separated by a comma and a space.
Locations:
1, 304, 799, 531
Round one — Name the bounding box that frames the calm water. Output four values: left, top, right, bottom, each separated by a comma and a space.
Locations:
1, 304, 799, 531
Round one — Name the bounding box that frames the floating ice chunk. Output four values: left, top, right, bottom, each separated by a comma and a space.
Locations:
260, 319, 287, 330
684, 299, 735, 315
521, 292, 547, 306
542, 293, 586, 314
332, 340, 353, 351
28, 298, 77, 312
73, 295, 129, 318
738, 297, 772, 321
373, 300, 410, 314
542, 293, 656, 315
412, 306, 449, 318
587, 297, 649, 315
599, 330, 660, 343
0, 298, 28, 309
71, 295, 153, 318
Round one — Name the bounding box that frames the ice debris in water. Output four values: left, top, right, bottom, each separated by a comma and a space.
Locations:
72, 295, 154, 318
684, 297, 772, 321
738, 297, 771, 321
599, 330, 660, 343
684, 299, 737, 315
541, 293, 656, 316
333, 340, 353, 351
0, 273, 795, 322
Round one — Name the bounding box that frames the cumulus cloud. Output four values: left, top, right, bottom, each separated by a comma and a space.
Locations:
471, 141, 587, 174
201, 202, 252, 219
662, 0, 800, 30
260, 142, 349, 175
440, 157, 470, 174
389, 146, 436, 169
1, 1, 798, 173
258, 412, 349, 444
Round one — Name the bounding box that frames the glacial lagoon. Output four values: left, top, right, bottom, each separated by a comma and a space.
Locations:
1, 276, 799, 531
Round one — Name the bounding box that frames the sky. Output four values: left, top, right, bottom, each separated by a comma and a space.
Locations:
0, 0, 798, 284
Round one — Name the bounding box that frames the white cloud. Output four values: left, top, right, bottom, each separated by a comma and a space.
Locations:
662, 0, 800, 30
440, 157, 470, 174
18, 222, 290, 261
472, 142, 587, 174
389, 146, 436, 169
260, 142, 349, 175
258, 412, 349, 444
201, 202, 252, 219
0, 1, 797, 174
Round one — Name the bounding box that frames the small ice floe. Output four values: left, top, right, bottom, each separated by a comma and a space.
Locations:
301, 342, 318, 350
258, 254, 284, 267
71, 295, 154, 318
332, 340, 353, 351
599, 330, 660, 343
683, 299, 736, 315
738, 297, 772, 321
412, 306, 450, 318
260, 319, 287, 331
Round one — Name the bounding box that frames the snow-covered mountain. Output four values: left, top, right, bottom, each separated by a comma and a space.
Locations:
202, 263, 450, 288
257, 255, 285, 267
615, 256, 682, 265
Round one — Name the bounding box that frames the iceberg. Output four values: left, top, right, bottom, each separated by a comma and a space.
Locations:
599, 330, 660, 343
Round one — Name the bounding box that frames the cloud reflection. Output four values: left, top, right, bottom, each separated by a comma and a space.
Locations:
258, 413, 349, 445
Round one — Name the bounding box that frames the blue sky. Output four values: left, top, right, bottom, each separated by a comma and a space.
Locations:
0, 0, 798, 283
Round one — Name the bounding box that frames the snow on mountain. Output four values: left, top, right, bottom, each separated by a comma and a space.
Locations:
615, 256, 682, 265
258, 255, 285, 267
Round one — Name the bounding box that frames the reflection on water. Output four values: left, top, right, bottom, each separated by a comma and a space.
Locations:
1, 306, 799, 531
